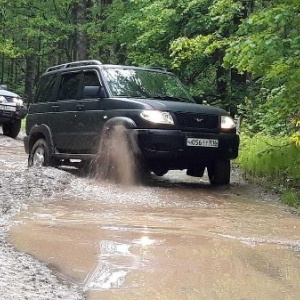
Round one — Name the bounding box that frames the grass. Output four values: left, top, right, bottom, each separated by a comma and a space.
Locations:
238, 134, 300, 207
282, 188, 299, 207
21, 118, 26, 131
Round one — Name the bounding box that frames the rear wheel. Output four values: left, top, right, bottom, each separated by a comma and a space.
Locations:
2, 119, 21, 138
28, 138, 55, 167
78, 160, 91, 176
207, 159, 231, 185
152, 167, 168, 177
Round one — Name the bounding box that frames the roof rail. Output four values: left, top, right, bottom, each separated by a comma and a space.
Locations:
46, 60, 102, 72
149, 66, 168, 72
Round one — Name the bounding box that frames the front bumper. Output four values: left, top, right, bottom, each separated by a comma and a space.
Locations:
0, 106, 27, 123
134, 129, 239, 168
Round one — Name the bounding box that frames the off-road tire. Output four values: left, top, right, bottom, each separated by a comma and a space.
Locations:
2, 119, 21, 138
207, 159, 231, 185
28, 138, 55, 167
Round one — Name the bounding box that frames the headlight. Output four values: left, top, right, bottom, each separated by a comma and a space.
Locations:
221, 116, 236, 130
13, 97, 23, 106
140, 110, 174, 125
0, 96, 6, 103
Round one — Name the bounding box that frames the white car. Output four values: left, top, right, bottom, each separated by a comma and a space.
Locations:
0, 86, 27, 138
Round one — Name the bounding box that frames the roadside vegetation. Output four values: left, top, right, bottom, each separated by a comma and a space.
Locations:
21, 119, 26, 131
0, 0, 299, 205
238, 134, 300, 207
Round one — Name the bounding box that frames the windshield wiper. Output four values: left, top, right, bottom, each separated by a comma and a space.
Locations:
116, 95, 148, 98
152, 95, 191, 102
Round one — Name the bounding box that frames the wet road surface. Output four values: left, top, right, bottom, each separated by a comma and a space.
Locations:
8, 170, 300, 300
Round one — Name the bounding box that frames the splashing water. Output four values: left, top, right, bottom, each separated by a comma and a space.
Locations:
90, 125, 143, 185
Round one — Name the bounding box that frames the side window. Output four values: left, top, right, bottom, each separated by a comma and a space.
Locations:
82, 71, 102, 99
58, 72, 82, 100
34, 74, 57, 103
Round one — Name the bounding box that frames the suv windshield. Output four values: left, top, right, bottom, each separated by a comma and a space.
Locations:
102, 67, 194, 103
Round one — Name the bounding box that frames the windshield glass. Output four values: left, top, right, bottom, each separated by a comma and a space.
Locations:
102, 67, 194, 103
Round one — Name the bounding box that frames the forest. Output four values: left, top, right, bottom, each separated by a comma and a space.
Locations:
0, 0, 299, 205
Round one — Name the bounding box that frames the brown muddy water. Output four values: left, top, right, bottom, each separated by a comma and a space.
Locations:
8, 172, 300, 300
90, 125, 142, 185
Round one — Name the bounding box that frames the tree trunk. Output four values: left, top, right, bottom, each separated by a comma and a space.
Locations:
75, 0, 88, 61
25, 54, 36, 104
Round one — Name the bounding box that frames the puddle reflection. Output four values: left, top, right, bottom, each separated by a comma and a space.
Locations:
86, 262, 129, 290
100, 240, 131, 256
85, 237, 162, 291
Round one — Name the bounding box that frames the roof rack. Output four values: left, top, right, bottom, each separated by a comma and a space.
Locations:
149, 66, 168, 72
46, 60, 102, 72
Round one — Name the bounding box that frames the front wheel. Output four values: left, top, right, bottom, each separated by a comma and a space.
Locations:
207, 159, 231, 185
28, 138, 55, 167
2, 119, 21, 138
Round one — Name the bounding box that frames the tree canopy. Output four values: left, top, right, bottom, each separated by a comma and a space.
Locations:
0, 0, 299, 143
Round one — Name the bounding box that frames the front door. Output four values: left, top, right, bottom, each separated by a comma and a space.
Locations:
51, 70, 108, 153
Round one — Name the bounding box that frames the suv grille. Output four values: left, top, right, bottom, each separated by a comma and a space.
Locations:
174, 112, 219, 130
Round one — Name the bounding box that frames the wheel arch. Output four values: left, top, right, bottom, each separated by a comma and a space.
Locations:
103, 117, 137, 131
28, 124, 55, 156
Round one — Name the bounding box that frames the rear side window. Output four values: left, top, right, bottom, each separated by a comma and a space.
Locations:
58, 72, 82, 100
34, 74, 57, 103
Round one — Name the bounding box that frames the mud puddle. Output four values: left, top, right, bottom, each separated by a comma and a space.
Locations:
8, 172, 300, 300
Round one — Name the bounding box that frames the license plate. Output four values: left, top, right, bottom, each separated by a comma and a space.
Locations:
0, 104, 16, 112
186, 138, 219, 148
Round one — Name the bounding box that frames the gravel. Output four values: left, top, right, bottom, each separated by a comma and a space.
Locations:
0, 132, 84, 300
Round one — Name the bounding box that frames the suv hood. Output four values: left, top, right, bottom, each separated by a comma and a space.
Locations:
0, 90, 20, 98
132, 98, 229, 116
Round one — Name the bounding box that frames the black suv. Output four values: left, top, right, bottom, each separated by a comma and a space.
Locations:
0, 85, 27, 138
24, 60, 239, 185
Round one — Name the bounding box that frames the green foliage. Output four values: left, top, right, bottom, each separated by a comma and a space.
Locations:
224, 1, 300, 138
290, 120, 300, 146
238, 134, 300, 206
92, 0, 184, 66
282, 188, 300, 208
0, 0, 77, 58
169, 0, 251, 110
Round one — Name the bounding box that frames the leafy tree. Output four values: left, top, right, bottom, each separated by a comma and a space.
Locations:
170, 0, 252, 114
224, 0, 300, 138
0, 0, 92, 98
0, 0, 299, 142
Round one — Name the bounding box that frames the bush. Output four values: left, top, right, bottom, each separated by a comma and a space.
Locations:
238, 134, 300, 207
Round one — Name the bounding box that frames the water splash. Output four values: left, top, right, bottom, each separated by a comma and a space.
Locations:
90, 125, 143, 186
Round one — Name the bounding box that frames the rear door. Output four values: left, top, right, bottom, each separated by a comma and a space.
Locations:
26, 73, 59, 134
51, 71, 83, 152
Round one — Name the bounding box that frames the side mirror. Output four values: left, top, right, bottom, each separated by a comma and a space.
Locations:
192, 96, 203, 104
82, 86, 106, 99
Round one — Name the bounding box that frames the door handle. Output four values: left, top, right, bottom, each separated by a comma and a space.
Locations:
51, 105, 59, 112
76, 103, 85, 111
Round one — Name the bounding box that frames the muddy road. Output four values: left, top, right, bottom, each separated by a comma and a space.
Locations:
1, 133, 300, 300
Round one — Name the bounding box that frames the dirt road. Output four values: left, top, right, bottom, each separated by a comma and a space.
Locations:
1, 133, 300, 299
